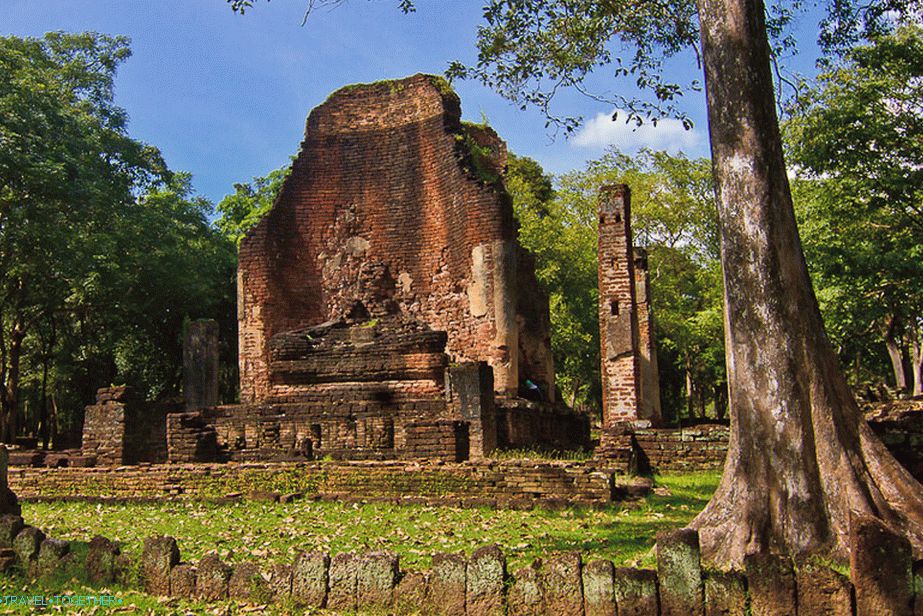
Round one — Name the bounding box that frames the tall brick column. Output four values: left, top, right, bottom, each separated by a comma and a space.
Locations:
633, 248, 662, 424
598, 184, 641, 426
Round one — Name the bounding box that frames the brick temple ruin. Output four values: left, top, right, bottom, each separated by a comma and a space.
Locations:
167, 74, 591, 463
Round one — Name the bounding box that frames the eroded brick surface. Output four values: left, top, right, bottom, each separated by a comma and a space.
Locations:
238, 75, 554, 407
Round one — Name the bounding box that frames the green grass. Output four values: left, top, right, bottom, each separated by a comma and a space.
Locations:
22, 471, 719, 576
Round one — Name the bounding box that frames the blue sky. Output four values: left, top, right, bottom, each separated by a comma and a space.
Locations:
6, 1, 821, 204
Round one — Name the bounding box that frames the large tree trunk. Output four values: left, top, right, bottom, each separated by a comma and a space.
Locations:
690, 0, 923, 567
884, 316, 908, 392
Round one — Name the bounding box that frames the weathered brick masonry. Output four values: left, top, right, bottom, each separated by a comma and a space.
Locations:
597, 185, 641, 426
7, 460, 634, 508
81, 387, 172, 465
597, 186, 663, 433
238, 74, 554, 404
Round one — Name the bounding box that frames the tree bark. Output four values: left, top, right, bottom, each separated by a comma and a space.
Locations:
1, 318, 24, 443
884, 316, 908, 392
690, 0, 923, 567
911, 324, 922, 396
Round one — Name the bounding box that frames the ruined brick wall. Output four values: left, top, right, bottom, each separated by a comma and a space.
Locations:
238, 74, 554, 404
82, 387, 170, 465
597, 185, 641, 425
8, 460, 620, 507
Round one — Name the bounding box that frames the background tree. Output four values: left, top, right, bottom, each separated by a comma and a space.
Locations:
0, 33, 236, 446
215, 163, 292, 246
785, 25, 923, 396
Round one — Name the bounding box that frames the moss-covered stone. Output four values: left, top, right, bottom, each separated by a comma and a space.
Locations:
582, 559, 616, 616
656, 528, 703, 615
466, 544, 506, 616
196, 552, 232, 601
292, 551, 328, 607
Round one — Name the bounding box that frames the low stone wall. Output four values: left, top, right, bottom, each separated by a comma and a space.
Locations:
633, 425, 730, 473
7, 460, 640, 508
3, 515, 920, 614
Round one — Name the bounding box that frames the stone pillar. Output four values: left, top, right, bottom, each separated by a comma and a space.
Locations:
633, 248, 662, 424
597, 185, 641, 426
183, 319, 219, 410
492, 239, 519, 396
449, 362, 497, 459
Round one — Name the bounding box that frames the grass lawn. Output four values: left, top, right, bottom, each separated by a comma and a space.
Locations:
23, 471, 720, 573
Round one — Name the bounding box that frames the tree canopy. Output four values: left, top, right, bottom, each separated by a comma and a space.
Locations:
786, 24, 923, 395
0, 32, 236, 446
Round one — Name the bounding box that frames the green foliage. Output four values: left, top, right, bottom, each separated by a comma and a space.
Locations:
25, 471, 719, 572
0, 32, 237, 444
785, 25, 923, 390
216, 163, 291, 245
440, 0, 922, 131
506, 153, 599, 408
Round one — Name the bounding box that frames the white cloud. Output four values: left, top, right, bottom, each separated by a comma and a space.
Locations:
572, 110, 705, 154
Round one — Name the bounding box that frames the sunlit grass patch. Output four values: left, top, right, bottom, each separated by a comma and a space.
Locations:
24, 471, 720, 574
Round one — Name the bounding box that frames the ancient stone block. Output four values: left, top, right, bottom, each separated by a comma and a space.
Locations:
229, 562, 270, 602
850, 515, 913, 616
508, 562, 544, 616
656, 528, 704, 616
612, 567, 659, 616
541, 551, 583, 614
327, 552, 358, 613
450, 362, 497, 459
36, 538, 70, 576
745, 553, 795, 616
703, 570, 747, 616
466, 544, 506, 616
170, 564, 197, 598
0, 514, 24, 549
582, 559, 616, 616
196, 552, 232, 601
796, 561, 852, 616
394, 571, 429, 613
13, 526, 45, 566
141, 536, 179, 596
269, 563, 292, 602
87, 536, 120, 584
356, 551, 398, 610
184, 319, 219, 410
430, 552, 467, 616
291, 551, 328, 607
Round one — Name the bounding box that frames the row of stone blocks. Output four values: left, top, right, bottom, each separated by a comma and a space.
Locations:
131, 520, 923, 615
2, 512, 922, 614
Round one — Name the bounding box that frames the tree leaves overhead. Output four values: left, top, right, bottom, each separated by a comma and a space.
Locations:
445, 0, 700, 133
